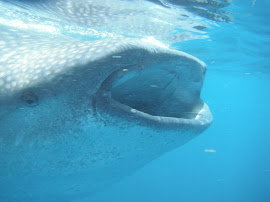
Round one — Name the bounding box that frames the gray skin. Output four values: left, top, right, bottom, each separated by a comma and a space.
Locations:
0, 1, 212, 201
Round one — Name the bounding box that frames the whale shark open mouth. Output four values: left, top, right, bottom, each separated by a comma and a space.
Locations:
94, 50, 213, 129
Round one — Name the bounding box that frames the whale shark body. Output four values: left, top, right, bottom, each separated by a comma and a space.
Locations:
0, 0, 213, 200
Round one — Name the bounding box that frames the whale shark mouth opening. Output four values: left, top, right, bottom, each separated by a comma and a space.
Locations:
94, 57, 212, 127
110, 66, 202, 119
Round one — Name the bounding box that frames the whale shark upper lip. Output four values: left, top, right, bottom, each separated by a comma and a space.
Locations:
93, 48, 213, 129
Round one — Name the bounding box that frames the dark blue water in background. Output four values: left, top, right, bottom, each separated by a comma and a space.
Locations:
89, 1, 270, 201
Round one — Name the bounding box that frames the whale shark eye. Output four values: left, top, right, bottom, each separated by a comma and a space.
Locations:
21, 91, 39, 107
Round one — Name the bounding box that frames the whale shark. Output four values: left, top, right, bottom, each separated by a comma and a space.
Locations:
0, 0, 213, 200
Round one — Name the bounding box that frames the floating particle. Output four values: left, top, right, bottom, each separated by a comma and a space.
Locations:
251, 0, 256, 7
204, 149, 216, 153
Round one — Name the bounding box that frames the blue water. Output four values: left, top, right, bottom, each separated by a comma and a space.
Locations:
89, 70, 270, 202
88, 1, 270, 202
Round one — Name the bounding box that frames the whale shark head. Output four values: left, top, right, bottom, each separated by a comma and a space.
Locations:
0, 0, 213, 200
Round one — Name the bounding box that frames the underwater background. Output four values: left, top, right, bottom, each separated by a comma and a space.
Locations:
88, 1, 270, 202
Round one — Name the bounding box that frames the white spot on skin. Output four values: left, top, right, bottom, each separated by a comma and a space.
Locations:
112, 56, 122, 59
6, 76, 12, 82
0, 72, 6, 78
11, 81, 17, 87
5, 83, 11, 89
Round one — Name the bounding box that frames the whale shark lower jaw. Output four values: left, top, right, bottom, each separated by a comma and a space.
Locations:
94, 47, 212, 130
